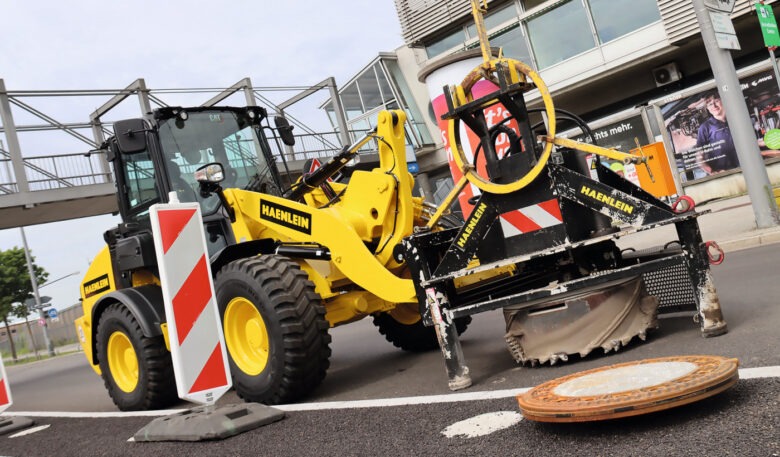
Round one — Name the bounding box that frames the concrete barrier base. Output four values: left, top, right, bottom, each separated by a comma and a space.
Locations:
132, 403, 285, 442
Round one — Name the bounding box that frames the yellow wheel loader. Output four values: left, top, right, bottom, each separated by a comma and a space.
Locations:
76, 58, 727, 412
77, 1, 727, 412
75, 106, 470, 410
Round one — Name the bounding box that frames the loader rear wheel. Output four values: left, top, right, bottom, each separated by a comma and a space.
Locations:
216, 255, 331, 404
96, 303, 177, 411
373, 304, 472, 352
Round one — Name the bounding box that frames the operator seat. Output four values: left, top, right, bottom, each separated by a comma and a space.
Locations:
166, 160, 197, 202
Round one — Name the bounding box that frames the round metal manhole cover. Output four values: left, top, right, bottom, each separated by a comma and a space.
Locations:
517, 355, 739, 422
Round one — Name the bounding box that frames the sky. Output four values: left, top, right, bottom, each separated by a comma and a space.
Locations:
0, 1, 405, 315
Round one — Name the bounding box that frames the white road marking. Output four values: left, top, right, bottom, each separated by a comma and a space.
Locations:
275, 387, 531, 411
8, 424, 50, 438
441, 411, 522, 438
2, 410, 188, 418
2, 365, 777, 418
738, 365, 780, 379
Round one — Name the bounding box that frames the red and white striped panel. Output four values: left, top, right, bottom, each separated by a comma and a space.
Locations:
499, 199, 563, 237
0, 357, 12, 414
150, 203, 231, 405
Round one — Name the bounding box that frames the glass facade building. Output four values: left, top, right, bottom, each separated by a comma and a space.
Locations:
423, 0, 661, 70
330, 0, 779, 202
323, 55, 433, 153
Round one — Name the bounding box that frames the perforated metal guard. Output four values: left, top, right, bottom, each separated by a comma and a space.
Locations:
642, 262, 697, 313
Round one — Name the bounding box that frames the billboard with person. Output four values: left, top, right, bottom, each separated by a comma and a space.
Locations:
659, 69, 780, 183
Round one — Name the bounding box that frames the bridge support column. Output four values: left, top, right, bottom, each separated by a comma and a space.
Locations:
0, 79, 30, 195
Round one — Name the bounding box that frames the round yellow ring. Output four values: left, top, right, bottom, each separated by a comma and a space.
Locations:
448, 58, 556, 194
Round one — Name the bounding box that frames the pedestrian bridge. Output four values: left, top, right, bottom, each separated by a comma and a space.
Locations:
0, 78, 363, 229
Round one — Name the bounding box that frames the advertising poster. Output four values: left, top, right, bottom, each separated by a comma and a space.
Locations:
571, 114, 650, 186
572, 114, 650, 153
659, 69, 780, 183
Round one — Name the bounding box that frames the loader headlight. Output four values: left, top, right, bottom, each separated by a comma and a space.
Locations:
194, 162, 225, 183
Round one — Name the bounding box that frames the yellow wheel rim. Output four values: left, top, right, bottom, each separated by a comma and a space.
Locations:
224, 297, 269, 376
449, 57, 556, 195
107, 331, 139, 393
389, 302, 422, 325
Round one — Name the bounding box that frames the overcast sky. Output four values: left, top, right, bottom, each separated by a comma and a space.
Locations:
0, 1, 404, 314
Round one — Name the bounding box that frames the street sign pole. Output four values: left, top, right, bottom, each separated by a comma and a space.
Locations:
756, 1, 780, 94
768, 47, 780, 96
692, 0, 779, 228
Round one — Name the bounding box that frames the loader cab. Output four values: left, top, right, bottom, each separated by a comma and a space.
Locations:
108, 106, 291, 258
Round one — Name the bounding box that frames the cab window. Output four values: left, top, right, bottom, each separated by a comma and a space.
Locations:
120, 146, 160, 221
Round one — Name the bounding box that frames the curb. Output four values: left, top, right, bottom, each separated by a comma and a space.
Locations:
719, 228, 780, 253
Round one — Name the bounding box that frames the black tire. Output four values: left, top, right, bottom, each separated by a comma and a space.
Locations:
373, 312, 472, 352
95, 302, 177, 411
215, 255, 331, 404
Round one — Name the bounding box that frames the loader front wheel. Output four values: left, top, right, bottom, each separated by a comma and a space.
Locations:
216, 255, 331, 404
373, 304, 472, 352
96, 303, 177, 411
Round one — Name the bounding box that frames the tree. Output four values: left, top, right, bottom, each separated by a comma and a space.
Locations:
12, 301, 40, 358
0, 247, 48, 361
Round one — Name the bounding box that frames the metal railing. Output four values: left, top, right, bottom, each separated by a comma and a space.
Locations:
8, 150, 112, 191
0, 78, 397, 203
268, 131, 343, 162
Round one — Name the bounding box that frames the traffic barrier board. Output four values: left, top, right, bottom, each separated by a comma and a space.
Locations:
0, 357, 12, 414
150, 201, 232, 405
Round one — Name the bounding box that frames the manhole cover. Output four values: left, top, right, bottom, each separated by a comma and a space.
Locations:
517, 355, 739, 422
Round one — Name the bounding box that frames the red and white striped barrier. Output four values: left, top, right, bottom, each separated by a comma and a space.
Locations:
0, 357, 12, 414
498, 199, 564, 237
150, 199, 231, 405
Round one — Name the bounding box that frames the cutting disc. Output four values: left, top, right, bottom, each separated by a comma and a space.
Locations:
517, 355, 739, 422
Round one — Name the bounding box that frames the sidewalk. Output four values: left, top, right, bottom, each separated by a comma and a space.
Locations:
2, 342, 82, 365
613, 194, 780, 253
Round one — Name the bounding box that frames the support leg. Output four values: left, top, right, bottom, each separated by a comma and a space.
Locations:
426, 287, 472, 390
676, 219, 728, 337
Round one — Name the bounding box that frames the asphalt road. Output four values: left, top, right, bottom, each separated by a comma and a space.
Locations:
1, 245, 779, 456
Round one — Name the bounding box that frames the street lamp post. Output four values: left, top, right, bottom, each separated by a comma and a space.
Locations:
19, 227, 80, 358
19, 227, 54, 357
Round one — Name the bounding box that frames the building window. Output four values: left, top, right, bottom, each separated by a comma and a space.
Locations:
427, 3, 520, 60
589, 0, 661, 44
466, 3, 519, 39
490, 25, 533, 66
341, 83, 364, 120
426, 30, 465, 59
523, 0, 548, 10
376, 68, 395, 103
526, 0, 596, 69
357, 70, 383, 112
